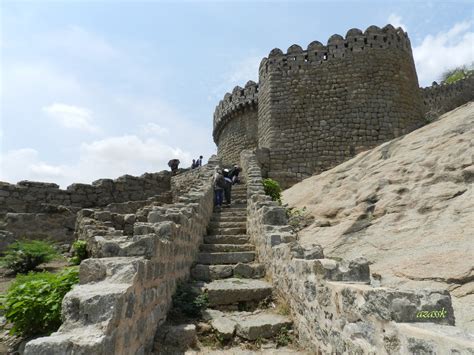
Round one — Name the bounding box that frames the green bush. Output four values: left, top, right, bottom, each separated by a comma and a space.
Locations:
286, 206, 314, 232
441, 64, 474, 84
169, 282, 208, 319
263, 178, 282, 203
275, 326, 294, 347
69, 240, 88, 265
0, 240, 60, 274
1, 267, 79, 336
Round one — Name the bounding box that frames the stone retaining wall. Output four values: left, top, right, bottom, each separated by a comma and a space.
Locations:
24, 158, 218, 355
241, 149, 474, 354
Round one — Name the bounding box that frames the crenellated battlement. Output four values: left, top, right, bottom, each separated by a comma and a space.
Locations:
212, 23, 472, 187
213, 80, 258, 144
259, 24, 411, 78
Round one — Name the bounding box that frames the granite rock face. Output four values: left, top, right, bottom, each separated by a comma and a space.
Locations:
242, 138, 474, 354
282, 103, 474, 333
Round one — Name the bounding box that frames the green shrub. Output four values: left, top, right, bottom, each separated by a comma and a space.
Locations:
69, 240, 88, 265
275, 326, 294, 347
1, 267, 79, 336
169, 282, 208, 319
286, 206, 314, 232
441, 64, 474, 84
263, 178, 282, 203
0, 240, 60, 274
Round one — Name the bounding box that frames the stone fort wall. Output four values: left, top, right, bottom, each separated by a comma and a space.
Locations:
213, 81, 259, 165
213, 24, 473, 188
258, 25, 425, 187
0, 172, 171, 214
421, 75, 474, 121
0, 172, 171, 252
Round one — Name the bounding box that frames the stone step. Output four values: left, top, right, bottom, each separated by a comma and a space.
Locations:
208, 227, 247, 235
191, 264, 233, 281
210, 216, 247, 223
235, 312, 292, 341
208, 221, 246, 229
199, 243, 254, 252
232, 187, 247, 192
197, 252, 255, 265
191, 262, 265, 282
216, 207, 247, 213
185, 347, 305, 354
205, 310, 293, 341
212, 211, 247, 218
203, 235, 249, 245
204, 278, 273, 306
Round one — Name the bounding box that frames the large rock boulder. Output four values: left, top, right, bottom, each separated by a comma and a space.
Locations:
282, 102, 474, 332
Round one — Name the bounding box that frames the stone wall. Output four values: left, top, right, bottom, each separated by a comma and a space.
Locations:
258, 25, 425, 188
0, 172, 171, 252
171, 165, 213, 200
241, 149, 474, 354
421, 75, 474, 121
213, 81, 259, 165
0, 172, 171, 214
24, 158, 219, 355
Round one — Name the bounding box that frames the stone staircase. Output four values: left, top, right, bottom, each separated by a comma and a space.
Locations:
154, 183, 303, 354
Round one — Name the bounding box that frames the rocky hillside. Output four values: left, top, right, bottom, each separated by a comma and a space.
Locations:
282, 102, 474, 333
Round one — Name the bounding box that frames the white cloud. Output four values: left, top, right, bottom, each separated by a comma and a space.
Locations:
226, 56, 261, 85
30, 163, 65, 177
80, 135, 188, 165
39, 25, 118, 62
43, 103, 99, 132
210, 55, 262, 102
413, 21, 474, 86
139, 122, 169, 136
0, 148, 68, 184
0, 135, 193, 188
388, 13, 408, 31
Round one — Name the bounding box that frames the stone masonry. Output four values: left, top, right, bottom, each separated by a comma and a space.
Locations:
154, 182, 301, 354
421, 74, 474, 121
213, 81, 259, 165
0, 172, 171, 251
213, 24, 474, 188
23, 161, 217, 354
240, 149, 474, 354
3, 22, 474, 355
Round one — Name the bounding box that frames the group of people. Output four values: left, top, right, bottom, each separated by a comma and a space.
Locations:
167, 155, 203, 175
213, 164, 242, 208
191, 156, 203, 169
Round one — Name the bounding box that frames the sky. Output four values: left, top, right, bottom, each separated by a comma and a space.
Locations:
1, 0, 473, 188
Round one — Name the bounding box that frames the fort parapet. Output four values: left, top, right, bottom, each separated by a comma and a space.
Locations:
213, 80, 259, 164
212, 24, 473, 187
421, 75, 474, 121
